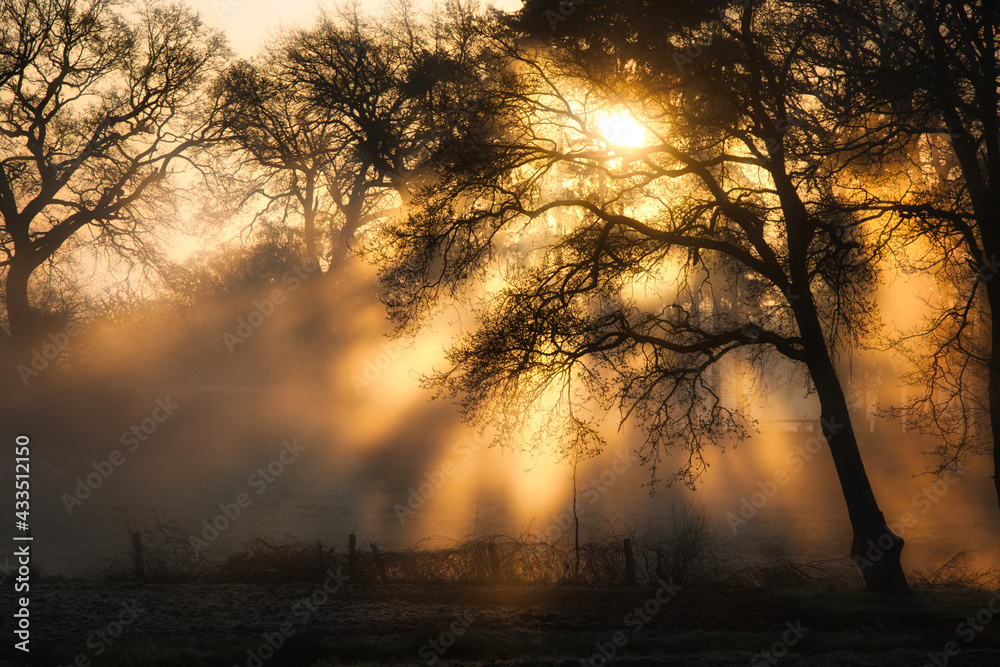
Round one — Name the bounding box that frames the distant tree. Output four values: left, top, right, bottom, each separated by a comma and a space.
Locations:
805, 0, 1000, 507
215, 2, 494, 274
213, 58, 336, 269
376, 0, 911, 593
162, 221, 308, 303
0, 0, 228, 352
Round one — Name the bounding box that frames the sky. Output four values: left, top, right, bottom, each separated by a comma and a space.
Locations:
186, 0, 524, 58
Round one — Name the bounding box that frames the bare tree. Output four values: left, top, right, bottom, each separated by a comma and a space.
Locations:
213, 58, 336, 268
0, 0, 228, 352
805, 0, 1000, 507
376, 0, 910, 593
215, 2, 494, 274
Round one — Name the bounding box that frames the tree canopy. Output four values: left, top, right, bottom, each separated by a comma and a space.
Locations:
0, 0, 228, 350
376, 0, 911, 592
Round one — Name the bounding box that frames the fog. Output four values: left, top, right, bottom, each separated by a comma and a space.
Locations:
3, 251, 997, 580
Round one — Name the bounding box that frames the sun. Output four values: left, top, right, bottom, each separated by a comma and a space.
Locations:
597, 110, 648, 148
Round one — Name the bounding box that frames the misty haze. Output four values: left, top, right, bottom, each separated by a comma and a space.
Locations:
2, 1, 1000, 666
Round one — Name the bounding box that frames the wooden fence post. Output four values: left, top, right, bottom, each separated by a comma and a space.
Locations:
623, 537, 636, 585
132, 531, 145, 582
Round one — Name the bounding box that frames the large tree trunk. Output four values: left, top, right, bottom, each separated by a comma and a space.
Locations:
3, 260, 43, 386
991, 317, 1000, 516
303, 205, 319, 268
796, 303, 910, 594
5, 260, 38, 350
984, 246, 1000, 515
302, 171, 321, 269
328, 205, 358, 276
810, 356, 909, 593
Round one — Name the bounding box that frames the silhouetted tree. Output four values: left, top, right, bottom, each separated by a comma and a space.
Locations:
213, 58, 336, 268
162, 221, 308, 303
376, 0, 910, 593
806, 0, 1000, 507
0, 0, 228, 352
216, 3, 494, 273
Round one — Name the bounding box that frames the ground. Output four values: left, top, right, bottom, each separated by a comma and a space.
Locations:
4, 580, 1000, 665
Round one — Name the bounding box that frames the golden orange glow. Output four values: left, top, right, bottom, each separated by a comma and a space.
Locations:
621, 257, 685, 310
20, 1, 1000, 593
164, 232, 204, 262
597, 110, 649, 149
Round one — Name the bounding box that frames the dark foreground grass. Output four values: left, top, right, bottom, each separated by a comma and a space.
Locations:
9, 509, 996, 666
12, 585, 1000, 667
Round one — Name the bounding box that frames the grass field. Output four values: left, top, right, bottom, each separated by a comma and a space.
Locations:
6, 515, 1000, 666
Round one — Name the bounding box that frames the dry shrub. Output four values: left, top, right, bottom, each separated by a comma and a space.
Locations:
100, 504, 937, 591
222, 535, 333, 582
911, 551, 1000, 590
649, 500, 726, 586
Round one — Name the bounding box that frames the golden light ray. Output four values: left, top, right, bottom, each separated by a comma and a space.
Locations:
597, 110, 649, 149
